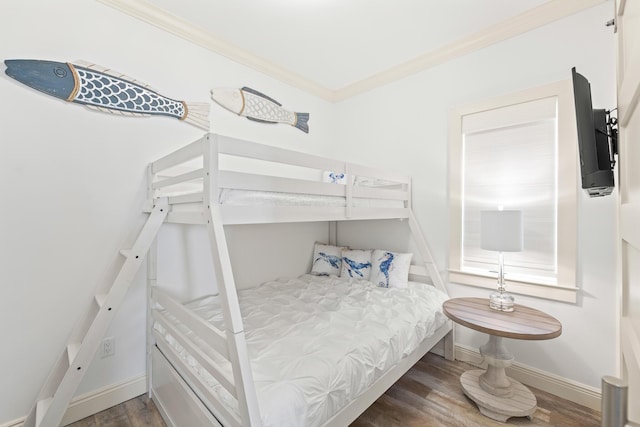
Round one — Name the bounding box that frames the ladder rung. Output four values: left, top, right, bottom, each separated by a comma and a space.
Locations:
36, 397, 52, 427
120, 248, 142, 260
67, 343, 81, 366
94, 294, 107, 308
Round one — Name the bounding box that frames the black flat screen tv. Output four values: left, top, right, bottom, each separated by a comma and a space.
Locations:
571, 67, 617, 197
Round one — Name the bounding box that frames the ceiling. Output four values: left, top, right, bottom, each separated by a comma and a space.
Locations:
98, 0, 605, 101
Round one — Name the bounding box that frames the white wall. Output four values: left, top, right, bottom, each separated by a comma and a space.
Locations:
332, 3, 617, 391
0, 0, 335, 423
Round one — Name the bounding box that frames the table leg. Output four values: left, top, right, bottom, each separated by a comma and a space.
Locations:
479, 335, 514, 397
460, 334, 537, 422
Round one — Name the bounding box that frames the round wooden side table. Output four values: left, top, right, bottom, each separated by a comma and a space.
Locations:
442, 297, 562, 422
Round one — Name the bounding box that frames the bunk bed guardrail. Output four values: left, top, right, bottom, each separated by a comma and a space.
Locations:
146, 133, 413, 225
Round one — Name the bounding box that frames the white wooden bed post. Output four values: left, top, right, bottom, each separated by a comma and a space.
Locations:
146, 164, 158, 398
407, 210, 454, 360
203, 134, 262, 426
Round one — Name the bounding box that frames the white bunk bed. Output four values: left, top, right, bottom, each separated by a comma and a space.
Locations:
146, 133, 453, 427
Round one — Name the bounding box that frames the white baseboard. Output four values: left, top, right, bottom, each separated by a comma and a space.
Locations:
1, 375, 146, 427
61, 374, 147, 425
454, 344, 601, 412
0, 418, 23, 427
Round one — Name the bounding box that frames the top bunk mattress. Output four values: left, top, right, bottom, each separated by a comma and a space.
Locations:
217, 188, 404, 208
154, 274, 449, 427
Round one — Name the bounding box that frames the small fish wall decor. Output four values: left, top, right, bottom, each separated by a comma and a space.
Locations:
4, 59, 209, 130
211, 86, 309, 133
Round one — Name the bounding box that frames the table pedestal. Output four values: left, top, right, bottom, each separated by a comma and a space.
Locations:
460, 335, 537, 422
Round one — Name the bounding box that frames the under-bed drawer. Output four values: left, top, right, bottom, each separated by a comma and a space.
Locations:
152, 346, 222, 427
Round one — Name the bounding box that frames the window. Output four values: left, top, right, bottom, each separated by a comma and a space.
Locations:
448, 80, 578, 303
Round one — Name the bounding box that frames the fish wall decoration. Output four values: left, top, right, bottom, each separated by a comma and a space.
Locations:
4, 59, 209, 130
211, 86, 309, 133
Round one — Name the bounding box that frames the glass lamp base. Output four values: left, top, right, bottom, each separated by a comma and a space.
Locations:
489, 291, 515, 312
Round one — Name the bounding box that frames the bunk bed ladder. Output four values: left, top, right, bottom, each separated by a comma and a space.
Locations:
22, 199, 169, 427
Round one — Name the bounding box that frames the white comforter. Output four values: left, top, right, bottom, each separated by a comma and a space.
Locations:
158, 274, 448, 427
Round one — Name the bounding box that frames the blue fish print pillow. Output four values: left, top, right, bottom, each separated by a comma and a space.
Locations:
311, 242, 346, 276
340, 249, 372, 280
371, 249, 413, 288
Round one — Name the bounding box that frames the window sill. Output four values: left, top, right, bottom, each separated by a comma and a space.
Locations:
448, 269, 578, 303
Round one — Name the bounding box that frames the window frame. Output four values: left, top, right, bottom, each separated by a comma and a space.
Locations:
448, 80, 579, 303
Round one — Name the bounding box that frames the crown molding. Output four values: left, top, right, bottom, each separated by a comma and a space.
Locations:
334, 0, 607, 101
97, 0, 606, 103
96, 0, 336, 101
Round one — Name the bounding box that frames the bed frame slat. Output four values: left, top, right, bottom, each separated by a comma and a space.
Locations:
153, 312, 237, 397
153, 168, 204, 190
352, 185, 409, 201
151, 137, 205, 174
219, 171, 345, 197
217, 134, 345, 172
167, 192, 204, 205
153, 288, 229, 359
217, 205, 409, 224
165, 211, 207, 224
349, 163, 410, 184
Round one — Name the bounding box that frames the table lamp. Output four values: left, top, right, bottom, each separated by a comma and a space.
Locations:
480, 210, 523, 312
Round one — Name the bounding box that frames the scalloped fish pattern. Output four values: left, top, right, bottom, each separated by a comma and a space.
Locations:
74, 67, 186, 117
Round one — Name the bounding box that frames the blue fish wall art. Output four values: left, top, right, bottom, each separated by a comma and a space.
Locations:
4, 59, 210, 130
211, 86, 309, 133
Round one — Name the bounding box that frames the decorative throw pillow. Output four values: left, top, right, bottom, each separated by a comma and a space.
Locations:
311, 242, 346, 276
371, 249, 412, 288
322, 171, 347, 184
340, 249, 372, 280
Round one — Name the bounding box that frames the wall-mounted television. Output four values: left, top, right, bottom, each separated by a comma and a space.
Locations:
571, 67, 618, 197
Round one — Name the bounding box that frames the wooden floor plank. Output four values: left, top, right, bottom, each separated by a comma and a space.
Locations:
66, 353, 600, 426
123, 395, 166, 427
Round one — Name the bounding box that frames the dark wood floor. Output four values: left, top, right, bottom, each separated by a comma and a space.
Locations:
67, 353, 600, 426
67, 393, 166, 427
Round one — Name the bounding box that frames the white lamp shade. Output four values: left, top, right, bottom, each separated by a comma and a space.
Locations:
480, 210, 523, 252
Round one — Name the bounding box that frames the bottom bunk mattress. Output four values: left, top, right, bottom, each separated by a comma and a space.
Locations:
154, 274, 449, 427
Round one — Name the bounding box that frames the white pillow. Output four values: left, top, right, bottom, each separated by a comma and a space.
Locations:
340, 249, 372, 280
371, 249, 412, 288
311, 242, 346, 276
322, 171, 346, 184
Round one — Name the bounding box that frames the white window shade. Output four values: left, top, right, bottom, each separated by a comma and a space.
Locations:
461, 97, 558, 283
449, 80, 578, 303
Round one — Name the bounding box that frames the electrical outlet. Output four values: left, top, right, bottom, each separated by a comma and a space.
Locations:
101, 337, 115, 358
